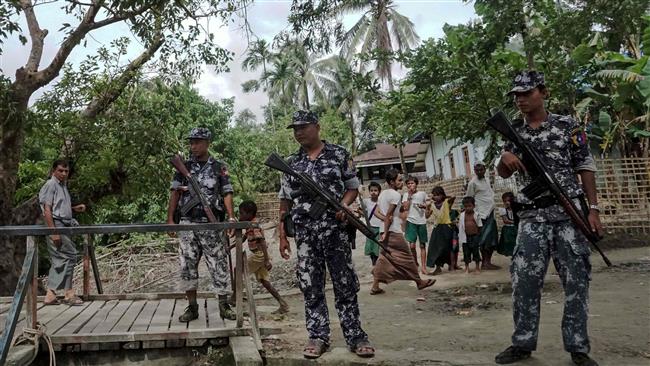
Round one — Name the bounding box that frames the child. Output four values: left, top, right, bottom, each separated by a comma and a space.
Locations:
459, 196, 482, 274
497, 192, 517, 257
362, 182, 382, 265
238, 200, 289, 314
425, 186, 456, 275
402, 176, 429, 273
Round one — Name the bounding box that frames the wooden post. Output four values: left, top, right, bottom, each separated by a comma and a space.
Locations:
242, 252, 263, 353
235, 229, 244, 328
88, 235, 103, 294
83, 234, 90, 297
0, 237, 37, 365
25, 236, 38, 330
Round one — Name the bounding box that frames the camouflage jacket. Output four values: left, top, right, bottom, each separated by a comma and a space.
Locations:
278, 141, 360, 225
171, 155, 233, 218
503, 113, 597, 223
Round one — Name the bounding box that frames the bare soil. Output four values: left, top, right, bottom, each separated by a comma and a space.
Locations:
254, 243, 650, 366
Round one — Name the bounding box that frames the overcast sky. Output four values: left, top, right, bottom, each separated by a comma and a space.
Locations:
1, 1, 477, 121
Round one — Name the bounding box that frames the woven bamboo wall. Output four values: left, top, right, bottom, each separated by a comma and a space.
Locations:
255, 158, 650, 234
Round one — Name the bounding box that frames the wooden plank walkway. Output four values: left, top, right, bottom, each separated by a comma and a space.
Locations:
1, 294, 280, 352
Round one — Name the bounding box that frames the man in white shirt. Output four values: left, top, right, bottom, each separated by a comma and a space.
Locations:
370, 169, 434, 295
401, 176, 429, 274
465, 162, 500, 270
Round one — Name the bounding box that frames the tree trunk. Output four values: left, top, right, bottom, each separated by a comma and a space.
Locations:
398, 143, 408, 175
0, 88, 31, 295
348, 109, 357, 155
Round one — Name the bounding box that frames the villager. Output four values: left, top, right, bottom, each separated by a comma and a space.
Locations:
370, 169, 436, 294
465, 162, 500, 270
425, 186, 457, 274
40, 159, 86, 306
402, 176, 429, 273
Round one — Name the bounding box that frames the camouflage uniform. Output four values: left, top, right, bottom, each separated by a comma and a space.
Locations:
279, 114, 368, 348
504, 71, 597, 354
171, 128, 234, 296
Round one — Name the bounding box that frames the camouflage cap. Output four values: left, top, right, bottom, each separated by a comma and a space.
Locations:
507, 70, 545, 95
286, 110, 319, 129
186, 127, 212, 141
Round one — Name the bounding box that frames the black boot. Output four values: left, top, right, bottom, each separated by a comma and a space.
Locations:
219, 295, 236, 321
178, 303, 199, 322
571, 352, 598, 366
495, 346, 531, 364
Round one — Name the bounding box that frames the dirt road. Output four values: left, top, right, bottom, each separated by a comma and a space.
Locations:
255, 245, 650, 365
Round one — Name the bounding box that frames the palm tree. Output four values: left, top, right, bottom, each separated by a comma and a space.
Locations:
313, 55, 363, 154
276, 38, 325, 110
261, 53, 301, 114
336, 0, 419, 91
336, 0, 419, 172
241, 39, 276, 124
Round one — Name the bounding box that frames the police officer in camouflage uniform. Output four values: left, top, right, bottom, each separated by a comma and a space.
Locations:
167, 127, 237, 322
278, 111, 374, 359
495, 71, 603, 366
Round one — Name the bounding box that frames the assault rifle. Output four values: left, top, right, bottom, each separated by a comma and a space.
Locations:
264, 152, 390, 254
486, 111, 612, 266
169, 154, 218, 222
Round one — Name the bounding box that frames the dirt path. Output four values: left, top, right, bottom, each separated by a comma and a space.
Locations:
254, 246, 650, 365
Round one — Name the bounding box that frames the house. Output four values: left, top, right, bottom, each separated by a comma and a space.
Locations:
353, 143, 424, 184
413, 136, 490, 180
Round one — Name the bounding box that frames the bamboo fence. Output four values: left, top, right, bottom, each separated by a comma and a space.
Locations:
255, 158, 650, 234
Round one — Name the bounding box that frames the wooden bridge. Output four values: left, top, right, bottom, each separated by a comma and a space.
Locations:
0, 223, 278, 365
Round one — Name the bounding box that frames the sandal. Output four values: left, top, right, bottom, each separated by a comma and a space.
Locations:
44, 298, 60, 306
350, 340, 375, 358
62, 296, 83, 306
417, 279, 436, 290
370, 288, 385, 295
303, 339, 329, 359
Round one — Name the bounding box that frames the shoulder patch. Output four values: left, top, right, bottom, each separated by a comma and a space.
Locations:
571, 127, 588, 147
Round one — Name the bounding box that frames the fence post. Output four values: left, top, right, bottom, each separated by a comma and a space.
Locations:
25, 236, 38, 330
88, 235, 103, 294
83, 234, 90, 297
235, 228, 244, 328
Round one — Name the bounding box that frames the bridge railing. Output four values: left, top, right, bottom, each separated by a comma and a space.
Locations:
0, 222, 260, 364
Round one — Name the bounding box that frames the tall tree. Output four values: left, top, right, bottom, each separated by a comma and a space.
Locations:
336, 0, 420, 91
0, 0, 242, 295
241, 39, 276, 124
313, 55, 364, 154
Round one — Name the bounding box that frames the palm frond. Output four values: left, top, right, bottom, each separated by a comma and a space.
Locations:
241, 79, 261, 93
340, 15, 371, 60
595, 69, 644, 83
388, 9, 420, 51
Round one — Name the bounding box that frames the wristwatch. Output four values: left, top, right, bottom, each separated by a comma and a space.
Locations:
589, 204, 600, 212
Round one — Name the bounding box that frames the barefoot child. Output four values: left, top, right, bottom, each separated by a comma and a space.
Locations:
459, 197, 482, 274
238, 200, 289, 314
362, 182, 382, 265
402, 176, 429, 273
425, 186, 456, 274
